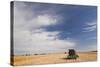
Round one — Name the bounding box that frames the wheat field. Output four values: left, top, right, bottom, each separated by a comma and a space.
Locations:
11, 52, 97, 66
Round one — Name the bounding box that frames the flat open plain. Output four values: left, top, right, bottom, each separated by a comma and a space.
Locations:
12, 52, 97, 66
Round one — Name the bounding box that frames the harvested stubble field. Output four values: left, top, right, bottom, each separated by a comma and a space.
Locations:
11, 52, 97, 66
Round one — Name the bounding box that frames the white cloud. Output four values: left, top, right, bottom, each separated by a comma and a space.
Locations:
31, 30, 76, 48
14, 28, 76, 55
14, 2, 62, 30
83, 21, 97, 32
14, 2, 76, 55
36, 14, 58, 25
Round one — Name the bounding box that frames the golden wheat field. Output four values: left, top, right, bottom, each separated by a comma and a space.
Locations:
11, 52, 97, 66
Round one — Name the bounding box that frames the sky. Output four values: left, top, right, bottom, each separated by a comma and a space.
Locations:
13, 1, 97, 55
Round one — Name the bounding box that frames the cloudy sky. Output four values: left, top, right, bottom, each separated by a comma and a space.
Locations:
13, 1, 97, 55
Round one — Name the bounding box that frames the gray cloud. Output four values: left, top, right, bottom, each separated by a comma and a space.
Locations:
14, 2, 76, 55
